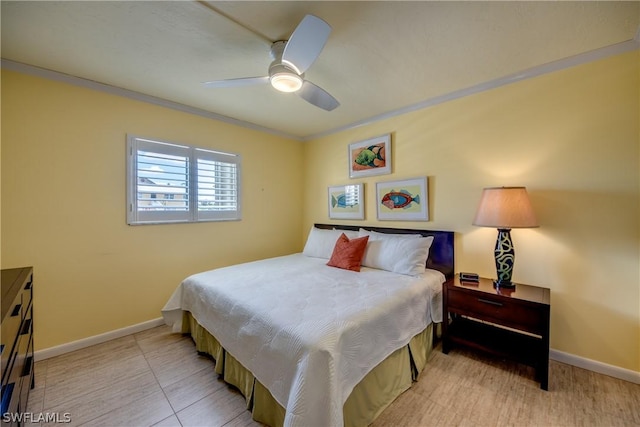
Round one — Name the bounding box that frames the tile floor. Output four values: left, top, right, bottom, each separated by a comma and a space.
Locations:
28, 326, 257, 427
26, 325, 640, 427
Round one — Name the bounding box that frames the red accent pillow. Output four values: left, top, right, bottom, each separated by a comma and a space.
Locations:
326, 233, 370, 272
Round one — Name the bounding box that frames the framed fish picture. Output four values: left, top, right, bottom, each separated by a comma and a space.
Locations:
328, 184, 365, 220
376, 177, 428, 221
348, 134, 391, 178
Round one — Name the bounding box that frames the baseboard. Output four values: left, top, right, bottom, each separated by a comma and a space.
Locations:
34, 317, 165, 361
550, 348, 640, 384
34, 319, 640, 385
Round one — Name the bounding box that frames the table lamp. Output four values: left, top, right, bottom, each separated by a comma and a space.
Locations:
473, 187, 538, 288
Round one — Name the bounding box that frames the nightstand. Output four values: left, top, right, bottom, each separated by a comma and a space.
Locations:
442, 274, 550, 390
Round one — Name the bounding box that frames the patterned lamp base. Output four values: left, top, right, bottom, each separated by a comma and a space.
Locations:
494, 228, 515, 288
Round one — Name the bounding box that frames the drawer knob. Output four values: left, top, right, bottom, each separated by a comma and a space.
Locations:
478, 298, 503, 307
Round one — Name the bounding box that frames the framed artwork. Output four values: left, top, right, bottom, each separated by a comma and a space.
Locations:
376, 177, 428, 221
348, 134, 391, 178
328, 183, 365, 220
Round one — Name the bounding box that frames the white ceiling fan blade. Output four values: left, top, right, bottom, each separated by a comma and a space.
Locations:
298, 81, 340, 111
282, 15, 331, 74
203, 76, 269, 88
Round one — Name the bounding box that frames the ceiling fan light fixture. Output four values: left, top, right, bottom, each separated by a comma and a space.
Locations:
270, 71, 303, 93
204, 16, 338, 110
269, 63, 303, 93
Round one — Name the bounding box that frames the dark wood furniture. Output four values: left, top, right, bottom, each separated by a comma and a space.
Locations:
1, 267, 35, 424
442, 274, 550, 390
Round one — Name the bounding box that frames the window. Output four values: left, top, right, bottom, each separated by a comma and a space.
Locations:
126, 135, 241, 225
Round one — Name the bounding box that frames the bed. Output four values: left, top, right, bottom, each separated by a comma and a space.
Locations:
162, 224, 454, 427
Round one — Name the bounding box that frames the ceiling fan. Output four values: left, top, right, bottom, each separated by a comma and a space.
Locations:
203, 14, 340, 112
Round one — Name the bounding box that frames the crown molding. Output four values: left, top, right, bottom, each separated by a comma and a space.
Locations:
0, 59, 302, 141
302, 37, 640, 141
3, 34, 638, 143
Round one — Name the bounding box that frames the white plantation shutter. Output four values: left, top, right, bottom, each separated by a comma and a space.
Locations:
196, 149, 240, 221
127, 135, 241, 225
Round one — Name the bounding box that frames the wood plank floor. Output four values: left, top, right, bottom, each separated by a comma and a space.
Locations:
27, 325, 639, 427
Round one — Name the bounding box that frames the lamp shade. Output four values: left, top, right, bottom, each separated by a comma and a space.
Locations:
473, 187, 538, 229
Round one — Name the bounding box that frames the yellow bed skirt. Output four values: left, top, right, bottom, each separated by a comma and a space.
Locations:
183, 312, 435, 427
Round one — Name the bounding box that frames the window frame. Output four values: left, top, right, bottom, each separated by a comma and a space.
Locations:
126, 135, 241, 225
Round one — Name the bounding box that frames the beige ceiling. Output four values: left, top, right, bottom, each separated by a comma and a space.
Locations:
2, 1, 639, 139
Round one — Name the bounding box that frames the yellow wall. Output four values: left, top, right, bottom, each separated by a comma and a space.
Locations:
2, 49, 639, 374
303, 51, 640, 372
1, 70, 303, 350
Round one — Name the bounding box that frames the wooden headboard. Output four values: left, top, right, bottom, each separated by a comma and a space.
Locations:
314, 224, 455, 279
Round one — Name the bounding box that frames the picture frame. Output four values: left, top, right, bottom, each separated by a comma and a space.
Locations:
348, 134, 391, 178
328, 183, 365, 220
376, 177, 428, 221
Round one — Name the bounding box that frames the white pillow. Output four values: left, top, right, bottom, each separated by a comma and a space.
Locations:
303, 227, 351, 259
358, 228, 422, 239
334, 228, 359, 239
360, 233, 435, 276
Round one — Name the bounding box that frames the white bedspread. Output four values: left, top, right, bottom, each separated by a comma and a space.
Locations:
162, 253, 444, 427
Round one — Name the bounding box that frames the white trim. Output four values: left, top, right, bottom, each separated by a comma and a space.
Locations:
550, 348, 640, 385
2, 37, 638, 142
302, 38, 640, 141
34, 317, 165, 361
33, 317, 640, 385
0, 59, 300, 141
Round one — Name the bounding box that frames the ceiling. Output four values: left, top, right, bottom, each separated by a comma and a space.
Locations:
2, 1, 639, 140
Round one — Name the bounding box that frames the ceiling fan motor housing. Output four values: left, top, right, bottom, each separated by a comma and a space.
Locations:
269, 40, 304, 92
203, 16, 338, 110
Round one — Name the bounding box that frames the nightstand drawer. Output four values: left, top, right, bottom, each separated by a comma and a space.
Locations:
447, 287, 546, 335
